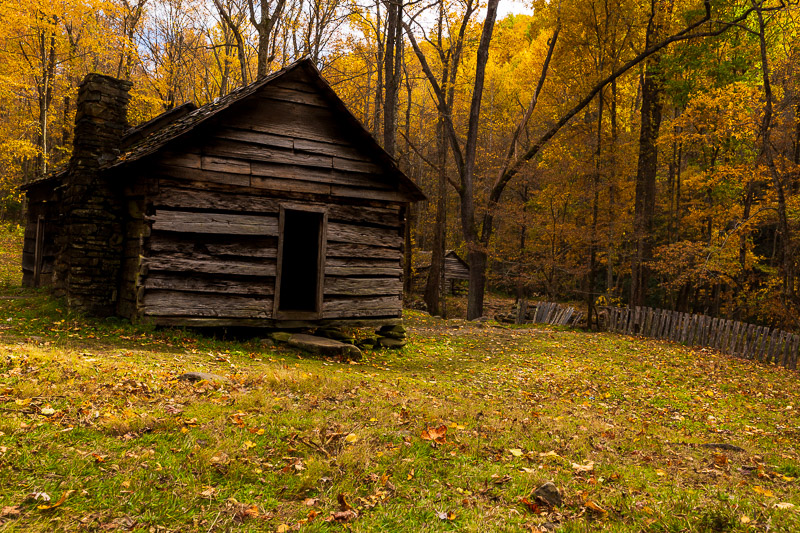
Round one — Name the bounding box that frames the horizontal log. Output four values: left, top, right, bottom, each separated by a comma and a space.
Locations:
149, 235, 278, 259
151, 210, 279, 236
214, 127, 294, 149
142, 291, 272, 318
333, 157, 382, 174
143, 256, 277, 277
155, 177, 400, 209
203, 138, 334, 170
250, 175, 331, 195
325, 266, 402, 277
148, 316, 402, 328
321, 296, 402, 319
259, 85, 329, 107
293, 139, 368, 162
156, 163, 250, 188
326, 242, 401, 259
251, 161, 392, 190
324, 277, 402, 296
143, 274, 275, 295
327, 222, 402, 248
154, 186, 401, 227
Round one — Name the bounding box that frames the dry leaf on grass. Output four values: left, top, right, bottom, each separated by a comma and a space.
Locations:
421, 425, 447, 445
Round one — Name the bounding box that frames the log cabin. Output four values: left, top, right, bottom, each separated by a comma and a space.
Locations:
20, 59, 424, 328
413, 250, 470, 295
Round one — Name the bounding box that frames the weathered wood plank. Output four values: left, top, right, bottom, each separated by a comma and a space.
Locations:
259, 85, 330, 108
249, 161, 393, 189
149, 316, 402, 328
142, 291, 272, 318
326, 242, 401, 259
321, 296, 402, 319
214, 127, 295, 149
143, 256, 276, 277
204, 138, 334, 169
149, 236, 278, 259
156, 163, 251, 187
327, 222, 402, 248
143, 274, 275, 295
151, 210, 279, 236
324, 277, 402, 296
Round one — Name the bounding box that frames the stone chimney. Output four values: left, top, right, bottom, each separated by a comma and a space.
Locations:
55, 74, 133, 315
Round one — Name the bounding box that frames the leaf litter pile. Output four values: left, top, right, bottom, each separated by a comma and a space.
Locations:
0, 296, 799, 532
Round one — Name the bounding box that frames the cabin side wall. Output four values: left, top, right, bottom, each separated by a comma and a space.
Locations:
21, 185, 61, 288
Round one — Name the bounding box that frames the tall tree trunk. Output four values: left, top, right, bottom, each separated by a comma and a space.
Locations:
383, 0, 401, 156
630, 50, 664, 306
424, 117, 448, 315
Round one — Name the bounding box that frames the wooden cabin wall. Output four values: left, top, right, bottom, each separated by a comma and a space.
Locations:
134, 71, 410, 326
21, 187, 59, 287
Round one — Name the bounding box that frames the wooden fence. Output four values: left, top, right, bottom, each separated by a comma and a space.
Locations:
529, 301, 583, 326
601, 306, 799, 371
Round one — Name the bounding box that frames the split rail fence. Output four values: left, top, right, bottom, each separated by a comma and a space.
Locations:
602, 306, 799, 371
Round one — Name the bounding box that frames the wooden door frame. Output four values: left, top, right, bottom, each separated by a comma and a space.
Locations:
273, 203, 328, 320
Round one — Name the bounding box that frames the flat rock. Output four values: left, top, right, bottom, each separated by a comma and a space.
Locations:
178, 372, 229, 383
377, 336, 407, 349
533, 482, 562, 508
270, 331, 293, 343
288, 334, 362, 361
379, 325, 406, 335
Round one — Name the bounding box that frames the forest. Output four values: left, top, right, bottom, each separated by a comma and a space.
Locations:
1, 0, 799, 329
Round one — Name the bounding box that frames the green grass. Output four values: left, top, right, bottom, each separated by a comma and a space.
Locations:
0, 225, 799, 532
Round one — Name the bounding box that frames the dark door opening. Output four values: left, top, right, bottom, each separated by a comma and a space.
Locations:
276, 209, 325, 314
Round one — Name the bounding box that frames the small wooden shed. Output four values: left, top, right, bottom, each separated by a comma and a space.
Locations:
21, 59, 424, 328
413, 250, 470, 294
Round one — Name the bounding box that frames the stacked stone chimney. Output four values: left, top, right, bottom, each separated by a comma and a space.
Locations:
55, 73, 133, 315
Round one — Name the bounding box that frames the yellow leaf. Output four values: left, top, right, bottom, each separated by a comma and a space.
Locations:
37, 491, 70, 511
277, 524, 290, 533
256, 429, 265, 435
509, 449, 524, 457
774, 502, 796, 510
244, 441, 256, 449
40, 407, 56, 415
345, 433, 359, 443
740, 515, 751, 524
753, 486, 774, 497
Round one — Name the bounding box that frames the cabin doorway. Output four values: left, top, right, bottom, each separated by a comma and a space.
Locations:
274, 206, 327, 319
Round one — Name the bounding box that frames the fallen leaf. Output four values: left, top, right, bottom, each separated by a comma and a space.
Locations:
37, 491, 70, 511
509, 448, 524, 457
40, 407, 56, 416
741, 515, 751, 524
572, 461, 595, 473
774, 502, 796, 510
753, 486, 775, 497
0, 506, 21, 519
331, 509, 357, 522
436, 510, 455, 520
713, 454, 728, 467
345, 433, 359, 443
276, 524, 290, 532
520, 497, 541, 513
337, 493, 353, 511
421, 425, 447, 445
243, 441, 256, 450
584, 500, 608, 515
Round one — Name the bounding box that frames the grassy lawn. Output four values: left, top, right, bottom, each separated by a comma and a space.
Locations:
1, 226, 799, 532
